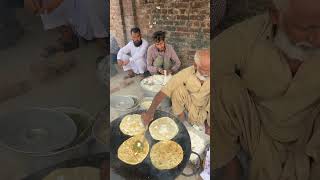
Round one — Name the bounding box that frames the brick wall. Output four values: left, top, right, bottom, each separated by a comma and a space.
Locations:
110, 0, 210, 67
110, 0, 125, 47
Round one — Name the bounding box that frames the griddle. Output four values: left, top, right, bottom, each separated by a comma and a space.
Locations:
110, 110, 192, 180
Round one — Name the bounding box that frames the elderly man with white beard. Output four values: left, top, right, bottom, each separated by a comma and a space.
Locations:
212, 0, 320, 180
142, 49, 210, 134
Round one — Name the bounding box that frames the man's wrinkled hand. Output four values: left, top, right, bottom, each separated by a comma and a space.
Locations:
117, 60, 123, 67
39, 6, 55, 14
158, 68, 164, 74
165, 69, 172, 75
24, 0, 41, 14
205, 121, 210, 135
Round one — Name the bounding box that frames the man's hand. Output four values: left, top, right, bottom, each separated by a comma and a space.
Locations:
141, 112, 154, 126
39, 5, 57, 14
205, 121, 210, 135
24, 0, 41, 14
122, 60, 130, 66
158, 68, 164, 74
142, 91, 168, 126
166, 69, 172, 75
222, 157, 241, 180
117, 60, 123, 67
39, 0, 64, 14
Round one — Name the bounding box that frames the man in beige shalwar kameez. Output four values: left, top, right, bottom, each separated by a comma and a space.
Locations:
212, 0, 320, 179
143, 49, 210, 134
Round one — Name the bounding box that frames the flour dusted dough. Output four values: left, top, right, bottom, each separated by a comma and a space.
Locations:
149, 117, 178, 140
117, 135, 149, 165
150, 140, 183, 170
140, 75, 172, 92
120, 114, 145, 136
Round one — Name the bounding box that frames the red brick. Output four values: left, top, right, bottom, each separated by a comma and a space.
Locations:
167, 9, 173, 14
161, 9, 167, 14
193, 21, 200, 27
203, 29, 210, 34
175, 2, 189, 9
176, 27, 189, 32
174, 21, 186, 26
173, 9, 179, 15
176, 15, 189, 20
180, 9, 186, 14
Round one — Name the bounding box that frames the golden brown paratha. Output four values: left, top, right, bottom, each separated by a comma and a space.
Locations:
149, 117, 178, 140
119, 114, 145, 136
150, 140, 183, 170
117, 135, 149, 165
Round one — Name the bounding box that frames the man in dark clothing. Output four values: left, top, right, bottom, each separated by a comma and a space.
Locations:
0, 0, 24, 50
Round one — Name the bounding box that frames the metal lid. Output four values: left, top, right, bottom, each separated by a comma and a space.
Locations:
0, 108, 77, 154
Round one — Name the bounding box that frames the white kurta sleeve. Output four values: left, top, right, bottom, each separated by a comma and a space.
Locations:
117, 42, 132, 60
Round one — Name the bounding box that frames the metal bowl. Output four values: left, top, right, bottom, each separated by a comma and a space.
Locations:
110, 95, 140, 117
139, 97, 154, 110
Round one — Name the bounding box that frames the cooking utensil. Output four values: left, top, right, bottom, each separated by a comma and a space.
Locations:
110, 110, 194, 180
0, 108, 77, 154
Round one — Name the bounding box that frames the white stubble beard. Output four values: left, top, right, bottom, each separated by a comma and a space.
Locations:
196, 70, 208, 81
273, 18, 320, 61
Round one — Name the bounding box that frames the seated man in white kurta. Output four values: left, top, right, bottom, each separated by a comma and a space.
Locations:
117, 27, 149, 79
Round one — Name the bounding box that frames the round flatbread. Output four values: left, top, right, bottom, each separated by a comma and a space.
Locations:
150, 140, 183, 170
149, 117, 178, 140
120, 114, 145, 136
43, 167, 100, 180
117, 135, 149, 165
140, 100, 152, 110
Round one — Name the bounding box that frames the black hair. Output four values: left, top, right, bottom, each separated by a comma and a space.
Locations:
131, 27, 141, 34
152, 31, 166, 42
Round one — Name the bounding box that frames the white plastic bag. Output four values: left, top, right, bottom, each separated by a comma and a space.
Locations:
200, 148, 210, 180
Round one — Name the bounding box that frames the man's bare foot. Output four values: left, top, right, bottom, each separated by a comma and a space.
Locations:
124, 70, 135, 79
136, 74, 145, 80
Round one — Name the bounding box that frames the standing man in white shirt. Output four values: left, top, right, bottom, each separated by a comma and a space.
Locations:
117, 27, 149, 79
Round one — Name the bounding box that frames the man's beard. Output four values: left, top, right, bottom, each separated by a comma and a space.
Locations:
274, 28, 320, 61
196, 70, 208, 81
157, 44, 166, 52
133, 40, 143, 47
